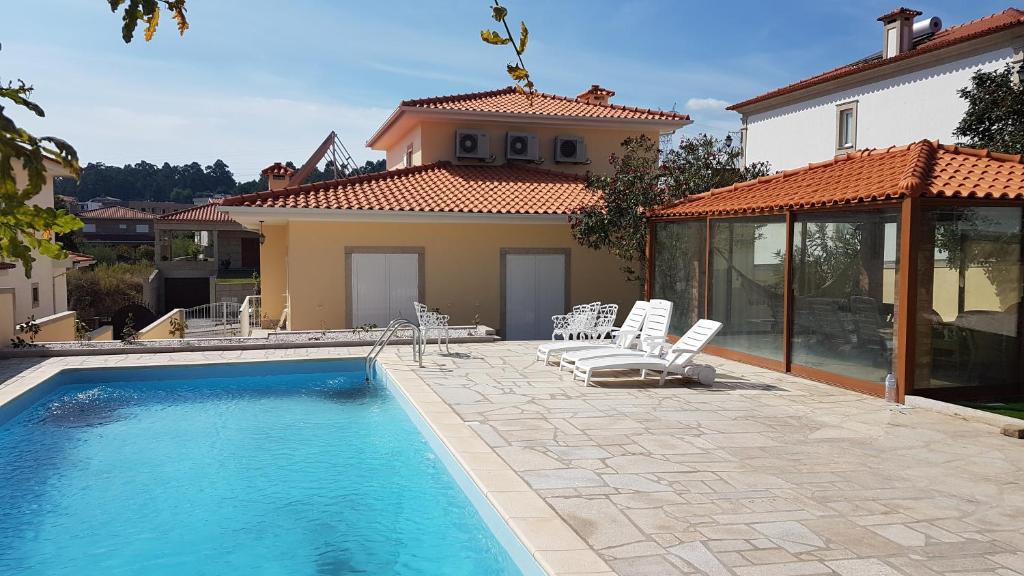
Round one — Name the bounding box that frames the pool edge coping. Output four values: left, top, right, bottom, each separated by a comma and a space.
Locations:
378, 360, 616, 576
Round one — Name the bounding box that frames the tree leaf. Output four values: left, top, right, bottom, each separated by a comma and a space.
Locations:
480, 29, 510, 45
517, 21, 528, 55
491, 5, 508, 22
506, 64, 529, 81
121, 0, 142, 43
144, 7, 160, 41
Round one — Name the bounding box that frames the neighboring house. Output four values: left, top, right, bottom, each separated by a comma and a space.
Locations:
222, 86, 690, 337
77, 206, 155, 245
79, 195, 125, 211
0, 159, 82, 343
648, 140, 1024, 402
733, 7, 1024, 170
128, 200, 196, 216
154, 202, 261, 311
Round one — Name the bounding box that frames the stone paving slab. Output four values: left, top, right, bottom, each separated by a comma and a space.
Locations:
3, 342, 1024, 576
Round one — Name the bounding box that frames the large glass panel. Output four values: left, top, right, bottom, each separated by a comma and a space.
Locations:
652, 221, 706, 333
709, 217, 786, 360
914, 206, 1021, 391
790, 211, 899, 384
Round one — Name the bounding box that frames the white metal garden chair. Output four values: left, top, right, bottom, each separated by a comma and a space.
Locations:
585, 304, 619, 340
414, 302, 451, 354
559, 299, 674, 371
537, 301, 647, 364
551, 302, 600, 340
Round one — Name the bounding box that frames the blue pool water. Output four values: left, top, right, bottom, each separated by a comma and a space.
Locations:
0, 360, 539, 575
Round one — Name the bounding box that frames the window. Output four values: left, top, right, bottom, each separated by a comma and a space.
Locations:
836, 102, 857, 151
652, 221, 707, 333
31, 283, 40, 308
405, 143, 414, 167
709, 217, 787, 361
119, 224, 128, 230
790, 211, 900, 384
136, 224, 150, 233
83, 223, 96, 233
914, 206, 1021, 391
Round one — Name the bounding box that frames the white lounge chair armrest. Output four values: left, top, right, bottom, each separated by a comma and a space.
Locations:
615, 328, 640, 336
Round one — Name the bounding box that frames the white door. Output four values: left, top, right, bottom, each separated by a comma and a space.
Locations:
504, 253, 566, 340
350, 253, 419, 327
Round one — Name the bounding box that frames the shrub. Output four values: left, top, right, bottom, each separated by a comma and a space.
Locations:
68, 262, 152, 322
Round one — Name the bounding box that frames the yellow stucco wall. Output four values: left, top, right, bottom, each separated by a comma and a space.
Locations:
266, 219, 639, 332
259, 224, 289, 326
138, 308, 185, 340
29, 311, 76, 342
387, 120, 659, 176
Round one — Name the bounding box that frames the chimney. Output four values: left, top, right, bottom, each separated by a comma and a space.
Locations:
878, 8, 922, 59
576, 84, 615, 106
260, 162, 295, 191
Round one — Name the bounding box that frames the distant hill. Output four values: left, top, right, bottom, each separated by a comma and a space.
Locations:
55, 159, 387, 202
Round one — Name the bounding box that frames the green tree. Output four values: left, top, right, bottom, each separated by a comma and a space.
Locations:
1, 0, 188, 277
953, 63, 1024, 155
569, 133, 771, 285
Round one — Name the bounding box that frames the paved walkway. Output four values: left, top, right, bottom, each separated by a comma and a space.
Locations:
3, 343, 1023, 575
413, 342, 1024, 576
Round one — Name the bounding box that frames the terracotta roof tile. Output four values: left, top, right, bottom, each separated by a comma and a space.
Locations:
731, 8, 1024, 110
158, 201, 235, 223
221, 162, 595, 215
78, 206, 154, 220
400, 86, 689, 122
653, 140, 1024, 217
261, 162, 295, 177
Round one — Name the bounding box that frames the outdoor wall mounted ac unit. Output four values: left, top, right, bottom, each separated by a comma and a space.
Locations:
455, 130, 490, 160
554, 136, 587, 163
506, 132, 540, 161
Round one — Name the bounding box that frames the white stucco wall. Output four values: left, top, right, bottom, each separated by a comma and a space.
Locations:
742, 46, 1017, 171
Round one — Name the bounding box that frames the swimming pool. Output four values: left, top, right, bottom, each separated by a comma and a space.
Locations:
0, 360, 544, 575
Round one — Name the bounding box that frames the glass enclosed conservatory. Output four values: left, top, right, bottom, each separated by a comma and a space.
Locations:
648, 141, 1024, 401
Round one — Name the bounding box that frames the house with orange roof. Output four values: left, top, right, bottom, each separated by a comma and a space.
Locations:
77, 206, 155, 245
222, 86, 690, 337
733, 7, 1024, 171
648, 140, 1024, 402
153, 201, 262, 311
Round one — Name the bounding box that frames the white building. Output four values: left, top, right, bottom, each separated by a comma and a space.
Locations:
733, 7, 1024, 171
0, 159, 86, 341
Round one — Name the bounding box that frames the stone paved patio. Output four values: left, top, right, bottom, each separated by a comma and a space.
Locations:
2, 342, 1023, 575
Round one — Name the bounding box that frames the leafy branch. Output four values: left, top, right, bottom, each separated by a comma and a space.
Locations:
0, 1, 188, 279
480, 1, 534, 94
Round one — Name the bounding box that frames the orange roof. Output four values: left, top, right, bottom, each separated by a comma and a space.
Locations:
78, 206, 154, 220
400, 86, 689, 121
731, 8, 1024, 110
653, 140, 1024, 217
261, 162, 295, 177
158, 201, 235, 223
220, 161, 595, 215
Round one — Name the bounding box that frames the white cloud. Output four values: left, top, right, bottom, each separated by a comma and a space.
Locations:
685, 97, 731, 111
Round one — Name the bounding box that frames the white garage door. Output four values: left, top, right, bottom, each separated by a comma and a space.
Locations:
350, 253, 419, 328
504, 253, 566, 340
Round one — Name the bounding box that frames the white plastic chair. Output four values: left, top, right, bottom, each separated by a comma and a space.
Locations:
414, 301, 451, 353
572, 319, 724, 386
536, 301, 648, 364
559, 299, 674, 371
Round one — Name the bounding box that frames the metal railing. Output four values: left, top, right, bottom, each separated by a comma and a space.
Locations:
183, 301, 241, 337
365, 318, 423, 381
239, 295, 262, 337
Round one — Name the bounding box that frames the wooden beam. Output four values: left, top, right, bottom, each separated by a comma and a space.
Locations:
894, 195, 920, 403
287, 131, 336, 188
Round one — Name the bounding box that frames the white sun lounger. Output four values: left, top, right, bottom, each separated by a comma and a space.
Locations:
572, 319, 723, 386
535, 301, 649, 364
558, 299, 674, 371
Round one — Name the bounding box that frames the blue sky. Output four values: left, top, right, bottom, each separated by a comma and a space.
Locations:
3, 0, 1010, 181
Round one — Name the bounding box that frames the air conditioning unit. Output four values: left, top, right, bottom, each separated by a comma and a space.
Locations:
554, 136, 587, 163
455, 130, 490, 160
506, 132, 539, 161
